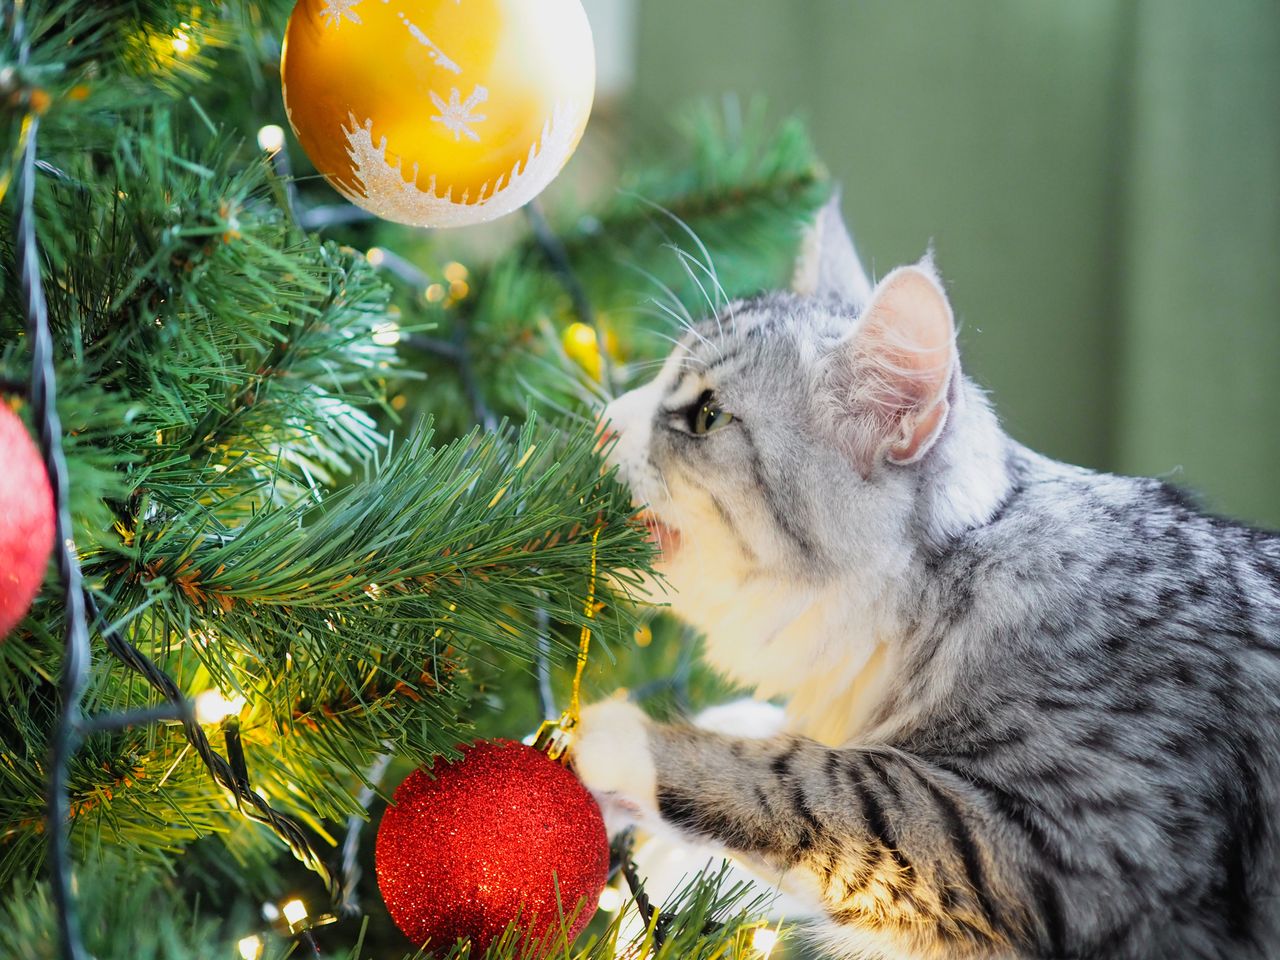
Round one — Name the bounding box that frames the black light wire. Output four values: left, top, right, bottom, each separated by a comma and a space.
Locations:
609, 828, 724, 950
23, 106, 94, 960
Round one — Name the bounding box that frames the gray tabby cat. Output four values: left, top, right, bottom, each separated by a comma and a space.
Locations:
569, 197, 1280, 959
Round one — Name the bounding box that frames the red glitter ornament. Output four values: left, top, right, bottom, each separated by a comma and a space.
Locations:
376, 738, 609, 952
0, 403, 54, 640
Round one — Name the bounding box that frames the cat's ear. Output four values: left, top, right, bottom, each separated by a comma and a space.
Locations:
791, 190, 873, 308
821, 257, 957, 475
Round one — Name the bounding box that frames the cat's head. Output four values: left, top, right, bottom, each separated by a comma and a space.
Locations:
602, 198, 1008, 628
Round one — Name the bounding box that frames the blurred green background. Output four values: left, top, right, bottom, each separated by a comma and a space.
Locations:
620, 0, 1279, 527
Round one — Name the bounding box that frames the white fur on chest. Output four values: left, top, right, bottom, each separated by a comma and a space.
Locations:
690, 566, 900, 745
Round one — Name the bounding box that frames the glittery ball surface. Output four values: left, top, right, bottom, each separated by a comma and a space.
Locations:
0, 403, 54, 640
376, 739, 609, 952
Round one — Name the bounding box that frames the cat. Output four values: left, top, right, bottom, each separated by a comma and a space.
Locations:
569, 196, 1280, 960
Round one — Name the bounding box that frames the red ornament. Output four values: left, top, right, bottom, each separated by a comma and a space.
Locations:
376, 738, 609, 952
0, 403, 54, 640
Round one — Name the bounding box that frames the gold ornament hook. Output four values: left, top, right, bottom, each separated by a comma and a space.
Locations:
534, 523, 601, 761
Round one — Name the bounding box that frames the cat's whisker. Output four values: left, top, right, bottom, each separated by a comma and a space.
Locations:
666, 240, 735, 333
628, 356, 698, 374
616, 314, 680, 352
625, 354, 671, 369
626, 318, 705, 360
620, 259, 696, 325
624, 190, 727, 304
617, 193, 733, 348
638, 192, 733, 327
649, 458, 675, 507
525, 363, 607, 411
666, 244, 724, 345
620, 262, 720, 360
642, 298, 717, 356
515, 374, 595, 425
661, 314, 715, 358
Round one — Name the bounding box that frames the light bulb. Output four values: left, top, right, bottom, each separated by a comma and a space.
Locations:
194, 689, 246, 724
596, 885, 624, 913
281, 898, 308, 928
752, 927, 779, 957
256, 124, 285, 154
237, 934, 263, 960
372, 321, 400, 346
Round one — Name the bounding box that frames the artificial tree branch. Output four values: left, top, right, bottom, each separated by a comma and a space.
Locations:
84, 590, 342, 900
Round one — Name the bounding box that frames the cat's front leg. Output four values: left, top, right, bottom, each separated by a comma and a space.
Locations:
571, 702, 1052, 958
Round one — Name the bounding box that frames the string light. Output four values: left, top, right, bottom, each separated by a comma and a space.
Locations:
596, 885, 624, 913
752, 926, 780, 958
171, 29, 192, 55
281, 898, 308, 931
365, 247, 385, 267
256, 124, 285, 154
443, 263, 470, 301
372, 321, 400, 346
424, 283, 445, 303
193, 689, 246, 725
237, 934, 263, 960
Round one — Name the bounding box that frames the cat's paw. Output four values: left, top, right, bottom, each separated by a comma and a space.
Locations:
570, 698, 657, 822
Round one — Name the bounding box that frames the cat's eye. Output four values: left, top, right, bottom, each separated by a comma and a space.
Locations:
690, 392, 734, 435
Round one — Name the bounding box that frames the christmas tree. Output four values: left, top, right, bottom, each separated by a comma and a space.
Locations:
0, 2, 826, 957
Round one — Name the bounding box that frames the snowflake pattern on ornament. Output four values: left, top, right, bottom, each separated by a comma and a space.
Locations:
430, 86, 489, 142
340, 100, 581, 227
319, 0, 362, 28
396, 10, 461, 74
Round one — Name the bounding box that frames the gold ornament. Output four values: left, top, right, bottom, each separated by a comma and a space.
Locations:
281, 0, 595, 229
561, 320, 619, 381
561, 321, 602, 380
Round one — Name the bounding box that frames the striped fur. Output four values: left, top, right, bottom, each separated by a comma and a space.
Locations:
576, 209, 1280, 959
